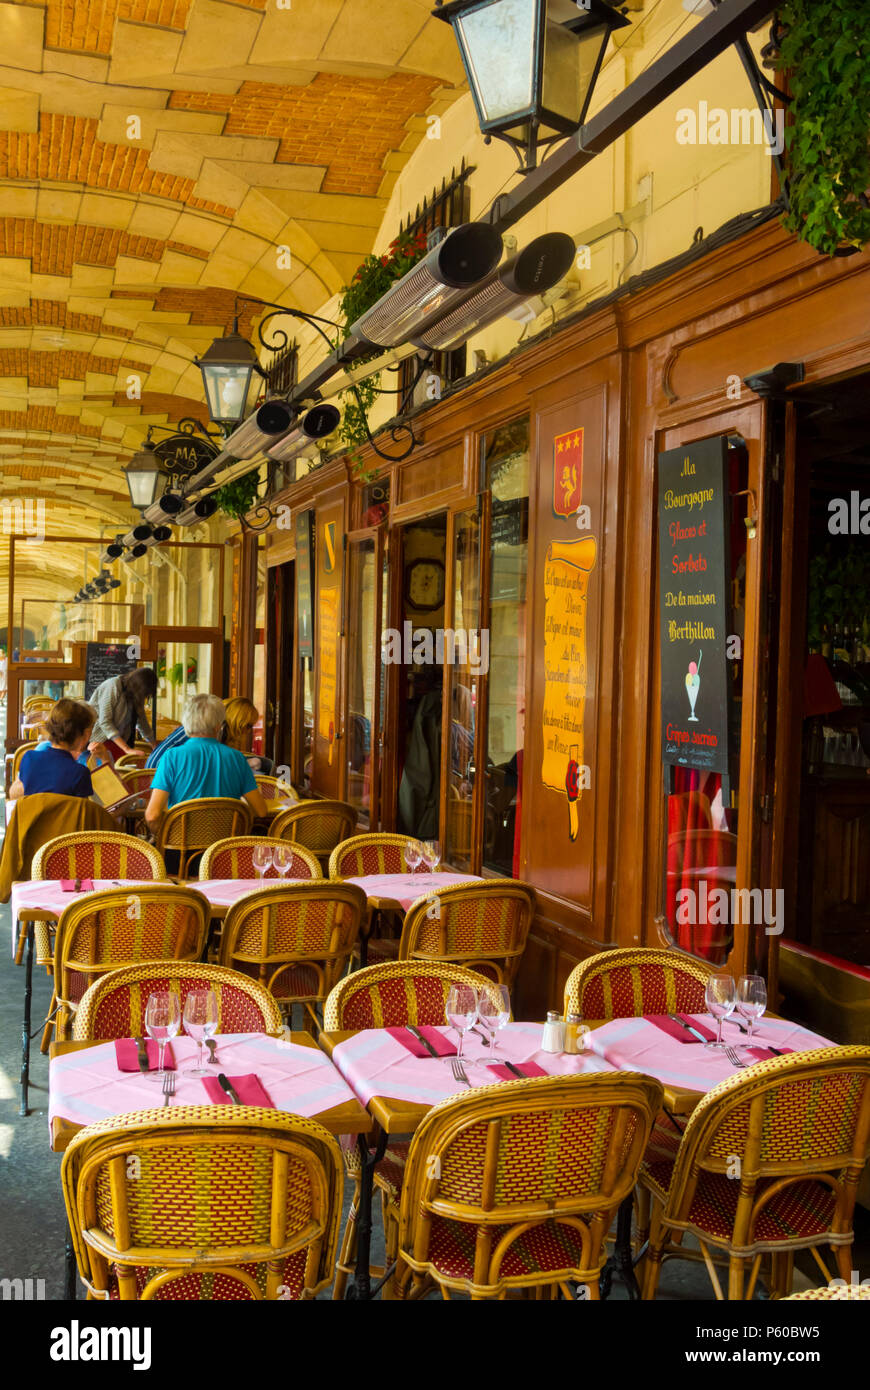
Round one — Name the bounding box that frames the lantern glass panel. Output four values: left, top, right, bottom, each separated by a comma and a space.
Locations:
456, 0, 538, 127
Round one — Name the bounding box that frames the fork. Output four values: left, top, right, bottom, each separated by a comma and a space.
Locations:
450, 1058, 472, 1087
162, 1070, 177, 1105
724, 1046, 746, 1069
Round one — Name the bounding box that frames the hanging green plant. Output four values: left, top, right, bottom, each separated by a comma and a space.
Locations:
777, 2, 870, 257
214, 468, 261, 522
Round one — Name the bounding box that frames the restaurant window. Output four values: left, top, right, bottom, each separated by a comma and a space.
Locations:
346, 538, 377, 822
300, 661, 314, 793
481, 418, 530, 876
444, 510, 481, 871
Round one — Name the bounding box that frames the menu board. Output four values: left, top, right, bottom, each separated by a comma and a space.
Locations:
541, 536, 597, 841
85, 641, 137, 700
657, 437, 731, 775
295, 509, 314, 662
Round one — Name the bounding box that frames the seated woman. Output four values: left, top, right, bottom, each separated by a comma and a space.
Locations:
223, 696, 275, 775
9, 699, 95, 800
144, 693, 268, 834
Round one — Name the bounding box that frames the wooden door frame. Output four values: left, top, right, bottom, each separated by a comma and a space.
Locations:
344, 525, 387, 828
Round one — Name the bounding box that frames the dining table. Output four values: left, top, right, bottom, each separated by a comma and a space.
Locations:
340, 871, 483, 966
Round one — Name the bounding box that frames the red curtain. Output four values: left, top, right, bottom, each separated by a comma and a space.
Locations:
666, 769, 737, 961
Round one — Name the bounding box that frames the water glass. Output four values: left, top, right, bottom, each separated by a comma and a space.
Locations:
405, 841, 423, 874
446, 984, 479, 1060
736, 974, 767, 1045
252, 844, 273, 881
477, 985, 511, 1051
144, 991, 181, 1078
272, 845, 293, 879
183, 988, 219, 1075
704, 972, 736, 1051
422, 840, 441, 873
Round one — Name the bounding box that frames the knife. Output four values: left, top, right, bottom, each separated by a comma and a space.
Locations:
501, 1060, 526, 1078
669, 1013, 709, 1044
406, 1025, 440, 1059
135, 1036, 150, 1074
217, 1073, 242, 1105
729, 1017, 784, 1056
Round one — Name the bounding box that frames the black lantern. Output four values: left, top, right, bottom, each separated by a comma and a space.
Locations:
195, 319, 265, 430
434, 0, 629, 170
122, 442, 162, 513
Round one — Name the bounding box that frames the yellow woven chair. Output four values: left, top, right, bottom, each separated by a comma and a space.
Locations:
118, 766, 156, 795
23, 694, 52, 712
61, 1107, 344, 1300
564, 947, 713, 1020
219, 882, 367, 1031
113, 751, 147, 770
328, 833, 425, 879
10, 741, 36, 780
785, 1284, 870, 1299
393, 1072, 663, 1301
72, 961, 283, 1040
52, 884, 211, 1042
639, 1046, 870, 1301
398, 879, 536, 986
199, 837, 321, 881
156, 797, 254, 879
324, 960, 512, 1301
272, 800, 357, 874
255, 774, 298, 802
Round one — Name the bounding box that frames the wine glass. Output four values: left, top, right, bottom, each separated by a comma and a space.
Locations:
422, 840, 441, 873
251, 844, 273, 881
183, 988, 219, 1075
704, 972, 736, 1051
446, 984, 479, 1060
404, 841, 423, 875
144, 990, 181, 1078
736, 975, 767, 1046
477, 985, 510, 1051
272, 844, 293, 879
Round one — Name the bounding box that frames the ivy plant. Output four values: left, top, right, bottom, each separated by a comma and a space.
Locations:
214, 468, 261, 523
777, 1, 870, 256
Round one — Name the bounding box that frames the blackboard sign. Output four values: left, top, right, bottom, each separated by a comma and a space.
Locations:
657, 437, 731, 775
295, 510, 314, 663
85, 642, 138, 700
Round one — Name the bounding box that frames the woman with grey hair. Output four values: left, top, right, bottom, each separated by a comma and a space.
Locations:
145, 693, 267, 834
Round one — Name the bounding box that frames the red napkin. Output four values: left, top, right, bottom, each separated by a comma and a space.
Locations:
644, 1014, 717, 1044
746, 1045, 794, 1061
61, 879, 94, 892
385, 1025, 457, 1058
114, 1038, 176, 1071
487, 1060, 547, 1080
201, 1073, 274, 1107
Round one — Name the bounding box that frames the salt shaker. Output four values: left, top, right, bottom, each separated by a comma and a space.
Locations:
541, 1010, 564, 1053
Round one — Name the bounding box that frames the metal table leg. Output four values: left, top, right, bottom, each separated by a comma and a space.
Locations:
346, 1129, 388, 1300
19, 921, 34, 1117
601, 1193, 641, 1301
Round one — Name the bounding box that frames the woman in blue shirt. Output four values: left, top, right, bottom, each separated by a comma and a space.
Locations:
10, 699, 95, 800
145, 693, 267, 834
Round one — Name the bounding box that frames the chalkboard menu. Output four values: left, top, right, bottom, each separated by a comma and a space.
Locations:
657, 437, 731, 775
85, 642, 138, 700
295, 510, 314, 663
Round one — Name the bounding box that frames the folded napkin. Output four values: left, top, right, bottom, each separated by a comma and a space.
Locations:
61, 878, 94, 892
114, 1038, 176, 1071
644, 1014, 717, 1044
201, 1073, 274, 1107
746, 1045, 794, 1061
487, 1060, 547, 1081
386, 1025, 457, 1058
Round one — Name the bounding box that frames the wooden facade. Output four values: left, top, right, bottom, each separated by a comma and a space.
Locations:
261, 218, 870, 1023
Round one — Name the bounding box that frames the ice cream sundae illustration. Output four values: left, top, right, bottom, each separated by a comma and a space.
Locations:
686, 652, 701, 721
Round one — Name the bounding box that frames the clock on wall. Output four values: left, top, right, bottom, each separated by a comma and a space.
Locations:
405, 557, 445, 612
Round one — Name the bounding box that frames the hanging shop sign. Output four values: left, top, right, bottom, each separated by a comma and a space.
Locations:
657, 436, 732, 775
152, 432, 218, 477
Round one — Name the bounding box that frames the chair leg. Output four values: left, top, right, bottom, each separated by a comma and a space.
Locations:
768, 1251, 794, 1300
380, 1195, 401, 1301
727, 1254, 745, 1301
834, 1244, 854, 1283
40, 988, 57, 1054
641, 1202, 665, 1300
333, 1181, 360, 1301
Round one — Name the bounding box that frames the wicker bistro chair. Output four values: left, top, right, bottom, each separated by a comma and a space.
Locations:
393, 1072, 663, 1301
329, 834, 427, 965
118, 767, 156, 795
272, 800, 357, 874
72, 961, 283, 1041
61, 1107, 344, 1300
639, 1047, 870, 1302
199, 837, 321, 881
564, 946, 713, 1020
113, 751, 147, 770
219, 882, 367, 1032
156, 797, 254, 879
51, 885, 211, 1042
398, 880, 536, 987
255, 774, 298, 802
10, 741, 37, 780
324, 960, 512, 1300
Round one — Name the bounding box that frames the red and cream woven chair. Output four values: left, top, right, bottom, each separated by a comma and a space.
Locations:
329, 834, 426, 965
118, 767, 156, 795
323, 960, 508, 1300
219, 882, 366, 1032
398, 879, 535, 986
61, 1107, 344, 1300
51, 885, 211, 1043
113, 751, 147, 770
639, 1046, 870, 1301
255, 774, 299, 802
563, 947, 713, 1020
393, 1071, 663, 1300
199, 837, 321, 881
272, 800, 357, 874
156, 797, 254, 879
72, 961, 283, 1040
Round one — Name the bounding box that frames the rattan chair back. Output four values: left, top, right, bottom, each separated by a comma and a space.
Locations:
272, 800, 356, 870
323, 960, 510, 1030
156, 797, 254, 878
72, 960, 283, 1039
564, 947, 713, 1019
114, 751, 147, 770
119, 767, 156, 795
11, 742, 37, 778
255, 774, 298, 801
33, 831, 166, 882
329, 833, 425, 879
199, 837, 321, 881
398, 880, 535, 985
61, 1107, 344, 1299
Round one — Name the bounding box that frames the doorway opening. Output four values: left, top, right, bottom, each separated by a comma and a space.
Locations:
394, 513, 448, 840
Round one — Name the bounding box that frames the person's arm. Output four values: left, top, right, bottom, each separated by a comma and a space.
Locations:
237, 754, 268, 819
145, 788, 169, 833
136, 702, 156, 746
9, 778, 24, 800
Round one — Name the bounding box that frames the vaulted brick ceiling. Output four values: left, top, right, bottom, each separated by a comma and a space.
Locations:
0, 0, 463, 574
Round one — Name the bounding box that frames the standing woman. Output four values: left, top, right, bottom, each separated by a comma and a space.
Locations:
89, 666, 158, 763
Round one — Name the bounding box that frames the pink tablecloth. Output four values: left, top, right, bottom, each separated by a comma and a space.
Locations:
343, 872, 483, 913
49, 1033, 358, 1146
194, 878, 306, 907
585, 1013, 833, 1092
331, 1022, 613, 1109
